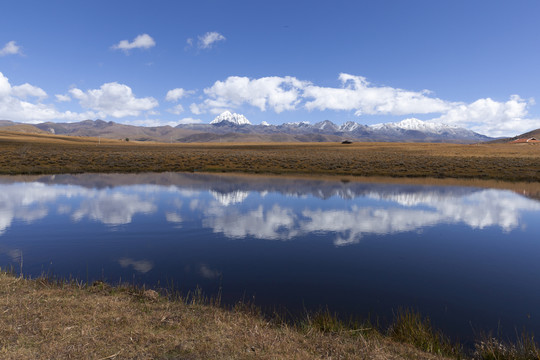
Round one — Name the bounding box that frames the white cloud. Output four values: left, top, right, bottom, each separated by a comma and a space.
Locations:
189, 103, 202, 115
303, 73, 453, 115
0, 72, 96, 123
198, 32, 226, 49
177, 117, 202, 124
168, 104, 184, 115
112, 34, 156, 53
69, 82, 158, 118
12, 83, 47, 100
165, 88, 194, 102
196, 76, 306, 114
190, 73, 539, 136
431, 95, 537, 137
0, 41, 22, 56
55, 94, 71, 102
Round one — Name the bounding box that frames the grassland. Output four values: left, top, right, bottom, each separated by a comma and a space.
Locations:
0, 131, 539, 182
0, 271, 454, 360
2, 132, 540, 359
3, 271, 540, 360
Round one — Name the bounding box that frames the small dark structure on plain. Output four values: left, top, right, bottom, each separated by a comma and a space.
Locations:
341, 140, 353, 144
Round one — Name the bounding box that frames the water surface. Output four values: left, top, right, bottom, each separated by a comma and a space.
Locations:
1, 173, 540, 341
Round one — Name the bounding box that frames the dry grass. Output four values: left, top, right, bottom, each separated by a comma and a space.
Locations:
0, 131, 539, 182
0, 272, 450, 360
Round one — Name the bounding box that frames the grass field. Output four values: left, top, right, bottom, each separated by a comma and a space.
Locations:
2, 271, 539, 360
1, 131, 539, 182
0, 271, 452, 360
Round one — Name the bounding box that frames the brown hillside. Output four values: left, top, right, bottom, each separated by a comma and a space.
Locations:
0, 124, 49, 134
487, 128, 540, 144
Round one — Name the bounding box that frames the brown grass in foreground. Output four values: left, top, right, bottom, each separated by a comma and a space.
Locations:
0, 131, 539, 182
0, 272, 450, 360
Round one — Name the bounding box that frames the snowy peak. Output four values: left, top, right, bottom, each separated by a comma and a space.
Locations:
210, 111, 251, 125
314, 120, 338, 131
339, 121, 361, 132
370, 118, 459, 133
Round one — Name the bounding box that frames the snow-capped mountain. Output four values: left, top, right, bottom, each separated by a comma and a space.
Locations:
6, 114, 492, 143
314, 120, 339, 131
370, 118, 459, 134
210, 111, 251, 125
339, 121, 363, 132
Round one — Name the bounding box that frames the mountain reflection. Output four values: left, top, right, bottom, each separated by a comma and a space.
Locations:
0, 173, 539, 245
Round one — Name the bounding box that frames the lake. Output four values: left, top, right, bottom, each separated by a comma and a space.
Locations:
1, 172, 540, 341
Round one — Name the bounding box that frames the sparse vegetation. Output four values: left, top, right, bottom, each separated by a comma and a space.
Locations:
0, 131, 539, 182
0, 271, 449, 360
2, 271, 539, 359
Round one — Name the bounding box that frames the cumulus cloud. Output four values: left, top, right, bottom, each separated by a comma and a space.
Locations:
189, 73, 539, 136
0, 72, 96, 122
194, 73, 450, 116
12, 83, 47, 100
303, 73, 453, 115
198, 32, 226, 49
197, 76, 306, 114
55, 94, 71, 102
431, 95, 537, 137
69, 82, 158, 118
165, 88, 194, 102
189, 103, 202, 115
168, 104, 184, 115
0, 41, 22, 56
112, 34, 156, 53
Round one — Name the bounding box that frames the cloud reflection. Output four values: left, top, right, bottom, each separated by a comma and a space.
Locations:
203, 204, 298, 240
0, 175, 539, 248
118, 257, 154, 273
72, 192, 156, 225
200, 189, 540, 246
0, 183, 88, 234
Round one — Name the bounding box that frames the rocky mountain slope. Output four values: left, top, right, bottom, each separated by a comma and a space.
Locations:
0, 112, 493, 143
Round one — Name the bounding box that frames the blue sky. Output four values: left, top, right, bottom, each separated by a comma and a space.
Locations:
1, 0, 539, 137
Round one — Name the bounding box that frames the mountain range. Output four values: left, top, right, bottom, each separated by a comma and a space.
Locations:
0, 111, 496, 143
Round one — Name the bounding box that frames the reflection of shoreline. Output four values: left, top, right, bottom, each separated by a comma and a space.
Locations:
195, 187, 540, 246
1, 173, 540, 246
2, 172, 540, 201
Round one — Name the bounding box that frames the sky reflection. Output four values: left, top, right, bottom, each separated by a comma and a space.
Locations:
0, 174, 539, 244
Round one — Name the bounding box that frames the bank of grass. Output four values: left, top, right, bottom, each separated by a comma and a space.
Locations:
0, 131, 539, 182
0, 271, 449, 360
2, 271, 539, 360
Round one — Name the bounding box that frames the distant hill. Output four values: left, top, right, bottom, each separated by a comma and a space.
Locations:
0, 113, 494, 143
486, 128, 540, 144
0, 124, 48, 134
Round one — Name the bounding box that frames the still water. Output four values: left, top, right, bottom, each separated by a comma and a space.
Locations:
1, 172, 540, 340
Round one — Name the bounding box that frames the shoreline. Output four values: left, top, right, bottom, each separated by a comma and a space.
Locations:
3, 270, 537, 360
1, 131, 539, 183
